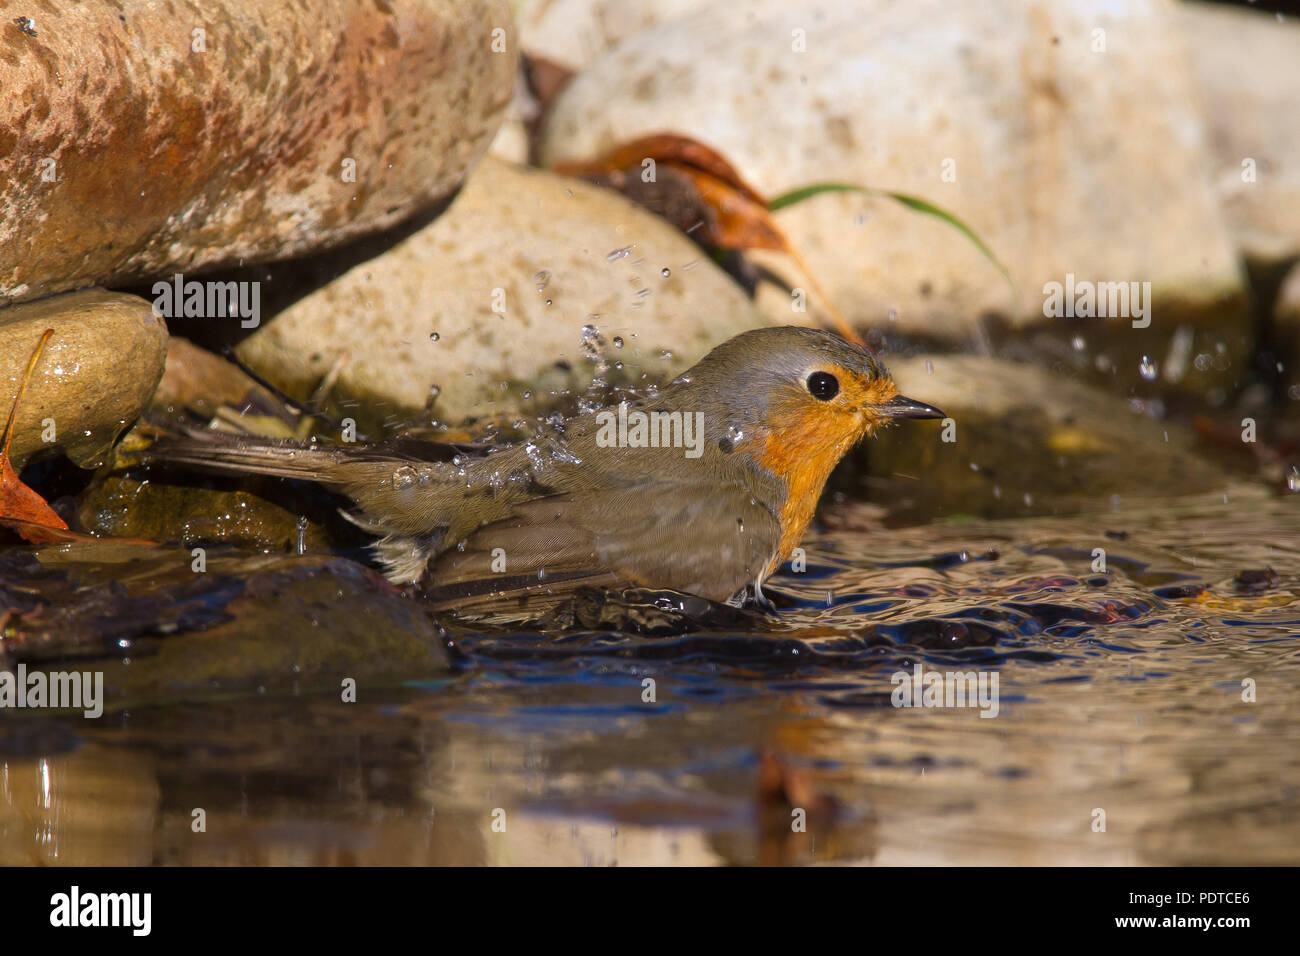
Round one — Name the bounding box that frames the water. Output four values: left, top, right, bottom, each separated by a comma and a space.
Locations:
1, 486, 1297, 865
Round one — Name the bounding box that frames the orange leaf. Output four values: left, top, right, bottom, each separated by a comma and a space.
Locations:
1, 328, 70, 541
675, 166, 790, 253
553, 132, 767, 205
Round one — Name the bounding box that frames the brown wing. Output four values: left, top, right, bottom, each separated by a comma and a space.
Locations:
420, 480, 783, 617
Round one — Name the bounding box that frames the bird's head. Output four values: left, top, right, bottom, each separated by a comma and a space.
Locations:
670, 325, 944, 464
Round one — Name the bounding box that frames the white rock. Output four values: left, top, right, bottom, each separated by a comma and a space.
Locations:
540, 0, 1244, 343
517, 0, 706, 71
1179, 2, 1300, 265
238, 158, 768, 424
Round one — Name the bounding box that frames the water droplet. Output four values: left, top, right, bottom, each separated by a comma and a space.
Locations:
534, 270, 550, 291
660, 267, 670, 277
544, 299, 552, 307
606, 245, 634, 262
612, 336, 624, 349
736, 518, 744, 532
429, 332, 440, 342
1288, 466, 1300, 493
392, 465, 417, 490
1139, 355, 1157, 381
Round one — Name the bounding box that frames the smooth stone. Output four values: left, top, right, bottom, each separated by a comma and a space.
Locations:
153, 336, 278, 420
0, 289, 167, 470
237, 157, 769, 426
518, 0, 704, 70
856, 354, 1228, 521
3, 541, 450, 709
0, 0, 515, 306
540, 0, 1247, 353
1180, 2, 1300, 266
75, 473, 348, 556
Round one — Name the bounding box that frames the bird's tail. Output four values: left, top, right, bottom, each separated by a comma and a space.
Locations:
147, 428, 358, 483
145, 426, 484, 539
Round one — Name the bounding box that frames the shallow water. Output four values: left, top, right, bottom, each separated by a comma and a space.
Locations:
2, 484, 1298, 865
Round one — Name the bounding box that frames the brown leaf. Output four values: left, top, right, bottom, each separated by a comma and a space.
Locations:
553, 132, 767, 205
681, 167, 789, 252
1, 329, 70, 542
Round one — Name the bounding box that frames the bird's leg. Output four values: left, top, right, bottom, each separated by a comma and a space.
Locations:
749, 579, 779, 615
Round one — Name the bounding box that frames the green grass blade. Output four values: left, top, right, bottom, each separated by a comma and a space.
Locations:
768, 182, 1014, 292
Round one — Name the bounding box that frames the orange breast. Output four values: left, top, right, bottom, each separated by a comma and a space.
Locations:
751, 409, 859, 574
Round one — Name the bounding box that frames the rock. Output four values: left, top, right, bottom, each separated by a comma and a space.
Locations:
1179, 2, 1300, 266
153, 336, 278, 420
0, 289, 167, 470
539, 0, 1248, 366
854, 354, 1228, 521
236, 157, 769, 426
0, 0, 516, 307
1, 541, 450, 709
488, 99, 531, 165
75, 473, 351, 555
517, 0, 704, 71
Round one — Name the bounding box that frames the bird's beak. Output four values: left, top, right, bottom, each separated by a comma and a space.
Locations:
875, 394, 946, 420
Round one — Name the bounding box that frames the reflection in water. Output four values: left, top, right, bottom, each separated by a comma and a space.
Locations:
2, 487, 1298, 864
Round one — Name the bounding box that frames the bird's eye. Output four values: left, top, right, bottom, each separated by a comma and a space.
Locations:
806, 371, 839, 400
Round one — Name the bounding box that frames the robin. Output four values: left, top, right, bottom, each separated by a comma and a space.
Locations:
153, 326, 943, 617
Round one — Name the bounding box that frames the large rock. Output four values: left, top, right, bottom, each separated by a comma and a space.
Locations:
0, 289, 167, 469
539, 0, 1246, 356
517, 0, 704, 71
1179, 2, 1300, 266
856, 354, 1228, 521
0, 0, 515, 306
237, 157, 769, 425
2, 541, 451, 708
